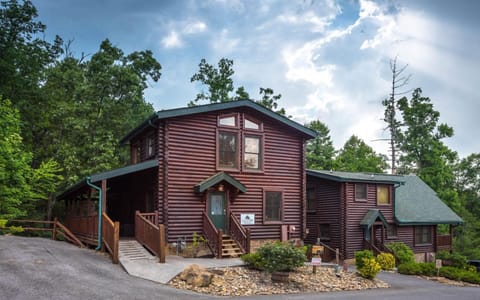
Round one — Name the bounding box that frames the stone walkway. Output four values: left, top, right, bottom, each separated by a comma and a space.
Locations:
118, 240, 243, 283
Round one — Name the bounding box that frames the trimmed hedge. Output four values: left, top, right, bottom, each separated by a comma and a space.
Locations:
398, 262, 480, 284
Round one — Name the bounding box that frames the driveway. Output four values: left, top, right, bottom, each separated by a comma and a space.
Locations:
0, 236, 478, 300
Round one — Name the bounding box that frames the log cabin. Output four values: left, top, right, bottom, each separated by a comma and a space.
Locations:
305, 170, 463, 262
59, 100, 316, 258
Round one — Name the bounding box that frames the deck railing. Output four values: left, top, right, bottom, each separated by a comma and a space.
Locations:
229, 212, 250, 254
315, 240, 343, 263
135, 211, 165, 263
437, 234, 452, 251
64, 215, 98, 246
364, 239, 383, 256
102, 212, 119, 264
202, 211, 223, 258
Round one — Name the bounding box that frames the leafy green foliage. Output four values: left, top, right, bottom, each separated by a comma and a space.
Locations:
385, 241, 415, 265
358, 258, 381, 279
241, 252, 266, 270
376, 252, 395, 271
335, 135, 388, 172
440, 267, 480, 284
255, 242, 306, 273
397, 262, 436, 276
306, 120, 335, 170
436, 251, 468, 269
354, 250, 374, 269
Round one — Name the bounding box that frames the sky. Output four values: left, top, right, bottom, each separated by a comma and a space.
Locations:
33, 0, 479, 160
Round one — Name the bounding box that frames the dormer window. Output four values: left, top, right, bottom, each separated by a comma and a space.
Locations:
146, 134, 155, 158
218, 114, 238, 127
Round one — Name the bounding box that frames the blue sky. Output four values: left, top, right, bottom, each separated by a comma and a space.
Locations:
34, 0, 479, 159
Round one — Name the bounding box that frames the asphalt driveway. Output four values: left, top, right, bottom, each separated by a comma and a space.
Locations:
0, 235, 478, 300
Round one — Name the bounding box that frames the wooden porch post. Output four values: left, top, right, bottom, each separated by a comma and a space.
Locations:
159, 224, 166, 263
101, 179, 107, 213
52, 217, 58, 241
246, 228, 251, 254
113, 221, 120, 264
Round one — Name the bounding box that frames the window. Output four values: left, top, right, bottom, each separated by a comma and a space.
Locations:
307, 187, 316, 212
387, 223, 397, 239
318, 224, 330, 240
244, 118, 260, 130
415, 226, 432, 245
377, 185, 390, 205
146, 135, 155, 158
264, 191, 283, 223
355, 184, 367, 201
244, 135, 262, 170
219, 115, 237, 127
218, 131, 238, 169
131, 142, 141, 164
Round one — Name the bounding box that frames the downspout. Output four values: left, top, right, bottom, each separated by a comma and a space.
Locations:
86, 177, 102, 251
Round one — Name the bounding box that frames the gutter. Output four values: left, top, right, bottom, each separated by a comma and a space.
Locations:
86, 177, 103, 251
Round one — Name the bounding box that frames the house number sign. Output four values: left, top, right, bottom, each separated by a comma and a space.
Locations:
240, 214, 255, 225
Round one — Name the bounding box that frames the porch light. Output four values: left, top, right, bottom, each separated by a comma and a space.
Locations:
218, 184, 224, 192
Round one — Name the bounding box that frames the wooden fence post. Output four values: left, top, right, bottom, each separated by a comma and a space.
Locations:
217, 229, 223, 259
52, 217, 58, 241
113, 221, 120, 264
159, 224, 166, 263
336, 248, 339, 265
246, 228, 251, 254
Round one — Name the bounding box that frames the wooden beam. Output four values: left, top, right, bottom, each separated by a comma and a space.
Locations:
159, 224, 166, 263
101, 179, 107, 213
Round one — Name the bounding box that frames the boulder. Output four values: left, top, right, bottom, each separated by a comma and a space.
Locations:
179, 264, 214, 287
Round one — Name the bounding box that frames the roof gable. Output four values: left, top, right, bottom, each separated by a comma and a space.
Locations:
360, 209, 389, 229
194, 172, 247, 193
121, 100, 317, 144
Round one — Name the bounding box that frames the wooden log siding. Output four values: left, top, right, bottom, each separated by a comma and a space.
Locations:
155, 108, 305, 243
344, 182, 395, 259
386, 225, 437, 254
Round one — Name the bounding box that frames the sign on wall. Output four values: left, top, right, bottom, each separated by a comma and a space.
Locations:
240, 214, 255, 225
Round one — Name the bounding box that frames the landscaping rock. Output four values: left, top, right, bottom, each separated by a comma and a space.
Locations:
178, 264, 213, 287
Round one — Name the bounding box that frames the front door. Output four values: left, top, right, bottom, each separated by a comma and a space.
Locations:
208, 192, 226, 231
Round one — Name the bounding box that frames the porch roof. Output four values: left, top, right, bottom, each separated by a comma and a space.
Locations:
307, 169, 404, 184
58, 159, 158, 199
360, 209, 389, 230
194, 172, 247, 193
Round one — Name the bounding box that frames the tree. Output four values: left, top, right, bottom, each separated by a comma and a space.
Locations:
382, 56, 411, 174
335, 135, 388, 173
190, 58, 287, 115
305, 120, 335, 170
396, 88, 460, 210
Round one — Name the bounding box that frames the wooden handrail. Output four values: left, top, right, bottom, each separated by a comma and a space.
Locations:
202, 211, 222, 258
138, 212, 158, 225
229, 212, 250, 254
364, 239, 383, 256
135, 211, 165, 263
102, 212, 119, 263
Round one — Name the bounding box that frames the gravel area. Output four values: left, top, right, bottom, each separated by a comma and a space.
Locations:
169, 265, 390, 296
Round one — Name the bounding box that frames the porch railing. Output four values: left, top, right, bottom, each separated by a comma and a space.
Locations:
139, 212, 158, 225
135, 211, 165, 263
64, 215, 98, 246
229, 212, 250, 254
364, 239, 383, 256
202, 211, 223, 259
102, 212, 119, 264
437, 234, 452, 251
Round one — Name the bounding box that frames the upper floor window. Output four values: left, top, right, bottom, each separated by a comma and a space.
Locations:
218, 114, 238, 127
244, 118, 261, 130
264, 190, 283, 223
244, 135, 262, 170
146, 134, 155, 158
377, 185, 390, 205
415, 225, 432, 245
218, 131, 238, 169
355, 184, 367, 201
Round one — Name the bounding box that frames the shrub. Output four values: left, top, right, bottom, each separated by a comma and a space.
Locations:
256, 242, 306, 273
397, 262, 436, 276
385, 241, 414, 265
440, 266, 480, 284
376, 252, 395, 270
241, 252, 265, 270
358, 258, 382, 279
355, 250, 374, 270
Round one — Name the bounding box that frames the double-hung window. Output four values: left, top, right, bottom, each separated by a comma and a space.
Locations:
264, 190, 283, 223
377, 185, 390, 205
415, 225, 432, 245
355, 184, 367, 201
244, 135, 262, 170
218, 131, 238, 169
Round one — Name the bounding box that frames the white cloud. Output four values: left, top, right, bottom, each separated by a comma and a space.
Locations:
161, 31, 183, 48
182, 21, 207, 34
210, 29, 240, 55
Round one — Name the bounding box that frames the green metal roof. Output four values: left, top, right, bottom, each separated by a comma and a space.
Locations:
360, 209, 389, 229
194, 172, 247, 193
307, 169, 404, 184
58, 159, 158, 199
395, 175, 464, 225
120, 100, 317, 144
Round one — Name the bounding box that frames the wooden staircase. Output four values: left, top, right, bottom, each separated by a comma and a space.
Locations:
222, 234, 243, 258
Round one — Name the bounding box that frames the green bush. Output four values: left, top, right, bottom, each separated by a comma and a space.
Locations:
358, 258, 381, 279
355, 250, 374, 270
385, 242, 414, 265
440, 266, 480, 284
376, 252, 395, 271
397, 262, 436, 276
436, 251, 468, 269
256, 242, 306, 273
241, 252, 265, 270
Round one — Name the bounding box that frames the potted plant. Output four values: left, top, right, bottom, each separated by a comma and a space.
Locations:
256, 242, 306, 282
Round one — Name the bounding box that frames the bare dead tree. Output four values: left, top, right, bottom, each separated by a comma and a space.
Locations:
382, 56, 411, 174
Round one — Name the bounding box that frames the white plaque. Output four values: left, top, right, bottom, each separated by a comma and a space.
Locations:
240, 214, 255, 225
